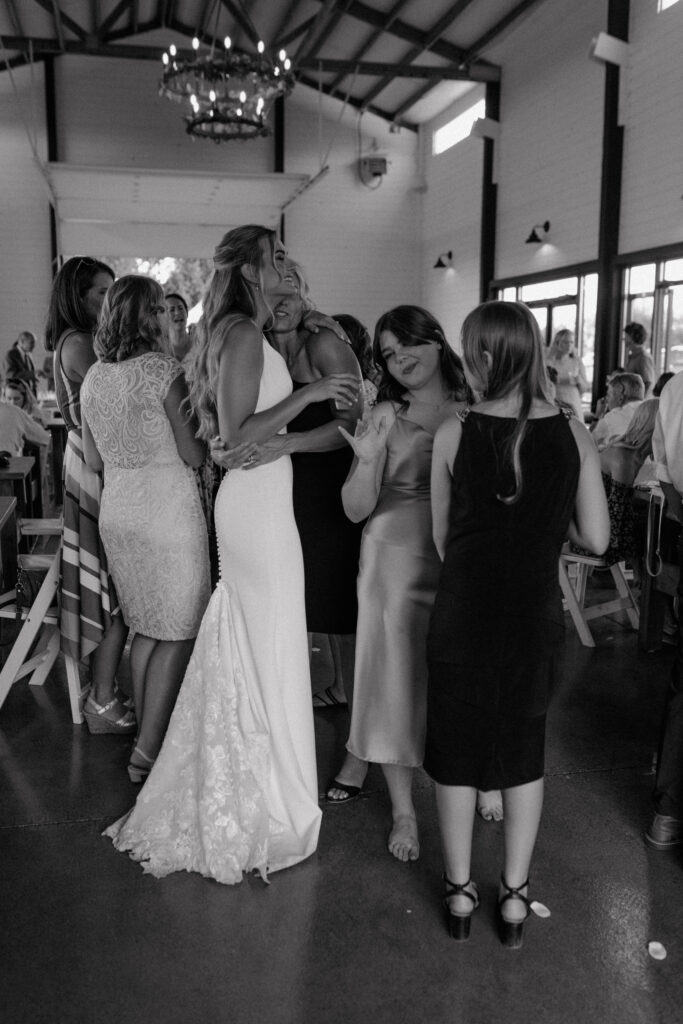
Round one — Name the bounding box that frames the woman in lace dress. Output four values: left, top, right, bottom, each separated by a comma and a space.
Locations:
81, 276, 211, 780
104, 226, 359, 884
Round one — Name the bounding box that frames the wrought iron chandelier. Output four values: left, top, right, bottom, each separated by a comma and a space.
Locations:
159, 34, 295, 142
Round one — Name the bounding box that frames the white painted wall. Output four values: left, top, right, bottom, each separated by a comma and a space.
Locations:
487, 0, 605, 279
283, 86, 420, 335
418, 87, 484, 351
620, 0, 683, 253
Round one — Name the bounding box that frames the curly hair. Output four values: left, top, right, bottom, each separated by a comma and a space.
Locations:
45, 256, 114, 350
372, 305, 468, 408
188, 225, 277, 439
94, 275, 165, 363
461, 300, 555, 505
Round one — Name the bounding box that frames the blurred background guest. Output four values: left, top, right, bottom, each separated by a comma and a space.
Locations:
591, 372, 645, 450
0, 384, 49, 454
545, 329, 588, 422
333, 313, 380, 407
624, 322, 654, 395
164, 292, 194, 366
5, 331, 38, 395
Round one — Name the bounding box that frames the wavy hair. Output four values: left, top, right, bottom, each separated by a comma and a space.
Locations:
189, 225, 277, 439
461, 300, 554, 505
372, 305, 467, 408
333, 314, 375, 379
45, 256, 114, 350
547, 328, 575, 360
94, 275, 164, 363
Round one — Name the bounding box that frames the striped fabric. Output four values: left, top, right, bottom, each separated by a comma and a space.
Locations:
55, 331, 119, 662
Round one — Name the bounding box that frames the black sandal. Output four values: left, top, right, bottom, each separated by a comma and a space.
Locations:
496, 875, 532, 949
443, 876, 479, 941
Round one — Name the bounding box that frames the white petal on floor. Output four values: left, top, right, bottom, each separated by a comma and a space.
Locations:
530, 900, 551, 918
648, 941, 667, 960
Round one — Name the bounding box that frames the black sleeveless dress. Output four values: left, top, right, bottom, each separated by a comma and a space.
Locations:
424, 410, 580, 789
288, 382, 364, 634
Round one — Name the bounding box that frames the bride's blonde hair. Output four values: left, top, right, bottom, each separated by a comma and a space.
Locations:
189, 225, 277, 439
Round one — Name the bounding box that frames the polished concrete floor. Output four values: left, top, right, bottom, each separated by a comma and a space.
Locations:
1, 606, 682, 1024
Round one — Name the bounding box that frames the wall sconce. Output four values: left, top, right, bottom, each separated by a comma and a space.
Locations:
589, 32, 629, 67
434, 250, 453, 268
525, 221, 550, 244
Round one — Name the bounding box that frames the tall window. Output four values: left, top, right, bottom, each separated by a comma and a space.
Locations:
622, 257, 683, 375
496, 273, 598, 391
432, 98, 486, 156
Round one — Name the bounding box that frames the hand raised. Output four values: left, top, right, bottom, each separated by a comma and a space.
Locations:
338, 406, 389, 462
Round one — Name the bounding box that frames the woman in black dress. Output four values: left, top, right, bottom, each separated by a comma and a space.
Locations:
426, 301, 609, 946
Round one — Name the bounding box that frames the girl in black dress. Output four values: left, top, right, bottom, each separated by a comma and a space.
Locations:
426, 301, 609, 947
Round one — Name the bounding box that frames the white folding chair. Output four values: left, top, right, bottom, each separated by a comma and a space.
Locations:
559, 546, 639, 648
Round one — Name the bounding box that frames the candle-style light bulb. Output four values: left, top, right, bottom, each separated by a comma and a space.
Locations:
169, 44, 177, 56
257, 41, 265, 54
192, 37, 199, 50
224, 36, 231, 49
279, 49, 286, 62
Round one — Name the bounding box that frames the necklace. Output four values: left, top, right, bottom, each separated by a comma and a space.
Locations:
408, 393, 453, 410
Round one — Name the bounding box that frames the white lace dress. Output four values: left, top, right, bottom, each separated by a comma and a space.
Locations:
104, 340, 322, 883
80, 352, 210, 640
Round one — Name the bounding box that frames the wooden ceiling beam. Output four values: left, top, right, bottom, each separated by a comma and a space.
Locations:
50, 0, 66, 51
388, 79, 438, 122
464, 0, 547, 60
31, 0, 87, 41
273, 0, 305, 48
4, 0, 25, 36
99, 0, 134, 39
359, 0, 478, 108
298, 57, 498, 81
295, 0, 353, 63
326, 0, 410, 93
275, 16, 317, 51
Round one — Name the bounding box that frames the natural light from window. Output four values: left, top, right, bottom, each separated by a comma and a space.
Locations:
658, 0, 680, 11
433, 99, 486, 155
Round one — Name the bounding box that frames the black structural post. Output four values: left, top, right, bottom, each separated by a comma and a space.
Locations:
479, 80, 500, 302
593, 0, 630, 407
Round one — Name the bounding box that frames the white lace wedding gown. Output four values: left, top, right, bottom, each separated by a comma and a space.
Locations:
105, 340, 322, 883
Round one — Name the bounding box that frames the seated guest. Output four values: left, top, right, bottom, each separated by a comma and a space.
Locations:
4, 378, 48, 425
5, 331, 38, 395
0, 388, 49, 454
591, 372, 645, 450
598, 399, 659, 564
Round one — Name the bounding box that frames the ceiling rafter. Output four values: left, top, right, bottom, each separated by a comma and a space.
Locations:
218, 0, 260, 47
464, 0, 547, 61
31, 0, 87, 41
99, 0, 133, 39
4, 0, 25, 37
275, 16, 317, 51
359, 0, 479, 109
272, 0, 305, 48
312, 0, 470, 65
194, 0, 214, 37
294, 0, 351, 63
49, 0, 65, 51
389, 79, 440, 122
129, 0, 138, 33
326, 0, 410, 94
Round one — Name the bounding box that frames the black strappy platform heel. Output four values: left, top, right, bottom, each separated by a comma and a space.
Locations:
496, 875, 532, 949
443, 876, 480, 941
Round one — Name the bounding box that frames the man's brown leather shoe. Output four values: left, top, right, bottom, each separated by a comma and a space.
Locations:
645, 813, 683, 850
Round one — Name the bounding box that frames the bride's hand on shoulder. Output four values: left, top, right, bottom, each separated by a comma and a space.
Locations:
339, 404, 390, 462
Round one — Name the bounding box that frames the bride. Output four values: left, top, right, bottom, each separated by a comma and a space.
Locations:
105, 225, 359, 883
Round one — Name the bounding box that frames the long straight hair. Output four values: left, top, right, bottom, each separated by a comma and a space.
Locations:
45, 256, 114, 350
461, 300, 554, 504
189, 225, 277, 439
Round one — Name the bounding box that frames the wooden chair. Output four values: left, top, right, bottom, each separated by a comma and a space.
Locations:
0, 518, 84, 723
559, 546, 640, 648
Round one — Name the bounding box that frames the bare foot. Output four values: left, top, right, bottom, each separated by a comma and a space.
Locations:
326, 752, 368, 802
477, 789, 503, 822
388, 814, 419, 862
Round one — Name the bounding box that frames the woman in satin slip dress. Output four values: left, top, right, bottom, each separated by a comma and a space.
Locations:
336, 305, 468, 862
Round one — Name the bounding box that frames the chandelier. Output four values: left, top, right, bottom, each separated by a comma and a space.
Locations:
159, 35, 295, 142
